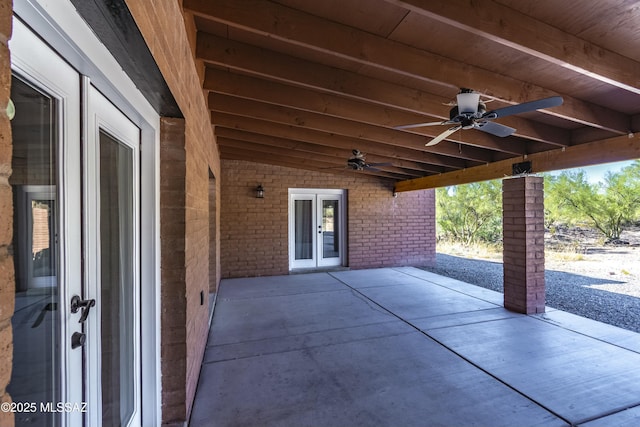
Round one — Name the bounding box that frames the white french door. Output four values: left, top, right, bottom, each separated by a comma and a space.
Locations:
10, 18, 142, 427
289, 189, 345, 269
84, 85, 142, 427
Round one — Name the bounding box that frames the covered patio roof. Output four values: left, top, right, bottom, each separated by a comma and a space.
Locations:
183, 0, 640, 191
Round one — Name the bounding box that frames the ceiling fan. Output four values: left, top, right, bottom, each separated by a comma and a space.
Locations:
395, 88, 563, 146
346, 150, 392, 171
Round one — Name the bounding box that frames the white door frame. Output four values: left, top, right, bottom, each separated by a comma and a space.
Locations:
288, 189, 346, 270
13, 1, 162, 424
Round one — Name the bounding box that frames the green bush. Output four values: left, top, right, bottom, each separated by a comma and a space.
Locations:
436, 180, 502, 245
544, 161, 640, 241
437, 160, 640, 246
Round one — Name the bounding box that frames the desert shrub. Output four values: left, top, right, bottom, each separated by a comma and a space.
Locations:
544, 161, 640, 240
436, 180, 502, 245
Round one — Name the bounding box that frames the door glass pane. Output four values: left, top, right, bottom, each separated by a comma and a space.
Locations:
99, 131, 135, 427
9, 76, 61, 427
294, 200, 313, 260
322, 200, 339, 258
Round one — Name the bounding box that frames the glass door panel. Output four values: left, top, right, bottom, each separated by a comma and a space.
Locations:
99, 131, 135, 427
294, 199, 314, 260
10, 18, 84, 427
9, 75, 62, 427
321, 199, 339, 259
85, 85, 141, 427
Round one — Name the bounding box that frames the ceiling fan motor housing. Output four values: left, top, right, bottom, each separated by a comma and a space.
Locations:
347, 157, 365, 170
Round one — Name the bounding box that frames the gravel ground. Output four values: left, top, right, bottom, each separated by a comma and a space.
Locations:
421, 248, 640, 333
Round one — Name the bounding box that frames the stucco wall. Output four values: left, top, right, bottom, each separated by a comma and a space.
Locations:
221, 160, 436, 278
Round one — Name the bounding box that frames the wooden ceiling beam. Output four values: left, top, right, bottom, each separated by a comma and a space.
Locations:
205, 67, 567, 149
385, 0, 640, 95
189, 4, 630, 134
198, 34, 588, 146
394, 134, 640, 192
215, 125, 460, 173
212, 115, 477, 169
197, 34, 623, 138
197, 34, 450, 116
209, 92, 526, 155
213, 117, 477, 171
220, 146, 409, 181
210, 93, 525, 161
215, 128, 444, 174
205, 67, 428, 132
218, 137, 423, 178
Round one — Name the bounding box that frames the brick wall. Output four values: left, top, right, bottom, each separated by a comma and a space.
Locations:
209, 173, 219, 293
183, 123, 210, 419
502, 176, 545, 314
0, 0, 13, 425
159, 118, 188, 423
221, 160, 436, 278
124, 1, 218, 424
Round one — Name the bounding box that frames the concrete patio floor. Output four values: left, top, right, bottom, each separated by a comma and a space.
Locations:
190, 267, 640, 427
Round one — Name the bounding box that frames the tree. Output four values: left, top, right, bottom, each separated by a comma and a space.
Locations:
436, 180, 502, 245
544, 162, 640, 241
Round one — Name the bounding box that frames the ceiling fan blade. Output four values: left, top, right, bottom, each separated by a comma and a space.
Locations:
474, 120, 516, 137
426, 125, 462, 146
394, 120, 452, 130
367, 162, 393, 167
484, 96, 563, 119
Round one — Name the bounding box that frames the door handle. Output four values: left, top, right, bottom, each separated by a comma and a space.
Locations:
70, 295, 96, 323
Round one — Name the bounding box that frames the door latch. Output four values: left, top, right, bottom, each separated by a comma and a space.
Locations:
70, 295, 96, 323
71, 332, 86, 349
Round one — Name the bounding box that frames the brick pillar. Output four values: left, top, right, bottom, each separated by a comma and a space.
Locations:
502, 176, 545, 314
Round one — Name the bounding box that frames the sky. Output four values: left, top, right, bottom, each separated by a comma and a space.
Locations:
552, 160, 636, 184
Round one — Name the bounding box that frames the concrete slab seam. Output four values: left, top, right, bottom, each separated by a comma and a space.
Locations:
201, 321, 416, 365
574, 402, 640, 427
329, 270, 573, 426
391, 267, 504, 306
529, 314, 640, 355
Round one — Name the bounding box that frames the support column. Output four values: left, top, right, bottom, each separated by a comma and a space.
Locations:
502, 176, 545, 314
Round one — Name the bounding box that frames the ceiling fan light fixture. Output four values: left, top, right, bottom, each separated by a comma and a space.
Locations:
456, 92, 480, 114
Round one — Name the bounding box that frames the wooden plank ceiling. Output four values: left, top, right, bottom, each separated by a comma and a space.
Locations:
183, 0, 640, 191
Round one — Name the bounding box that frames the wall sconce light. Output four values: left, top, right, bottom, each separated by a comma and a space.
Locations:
256, 184, 264, 199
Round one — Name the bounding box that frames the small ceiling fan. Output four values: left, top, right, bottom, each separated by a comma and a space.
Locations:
395, 88, 563, 146
346, 150, 392, 171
